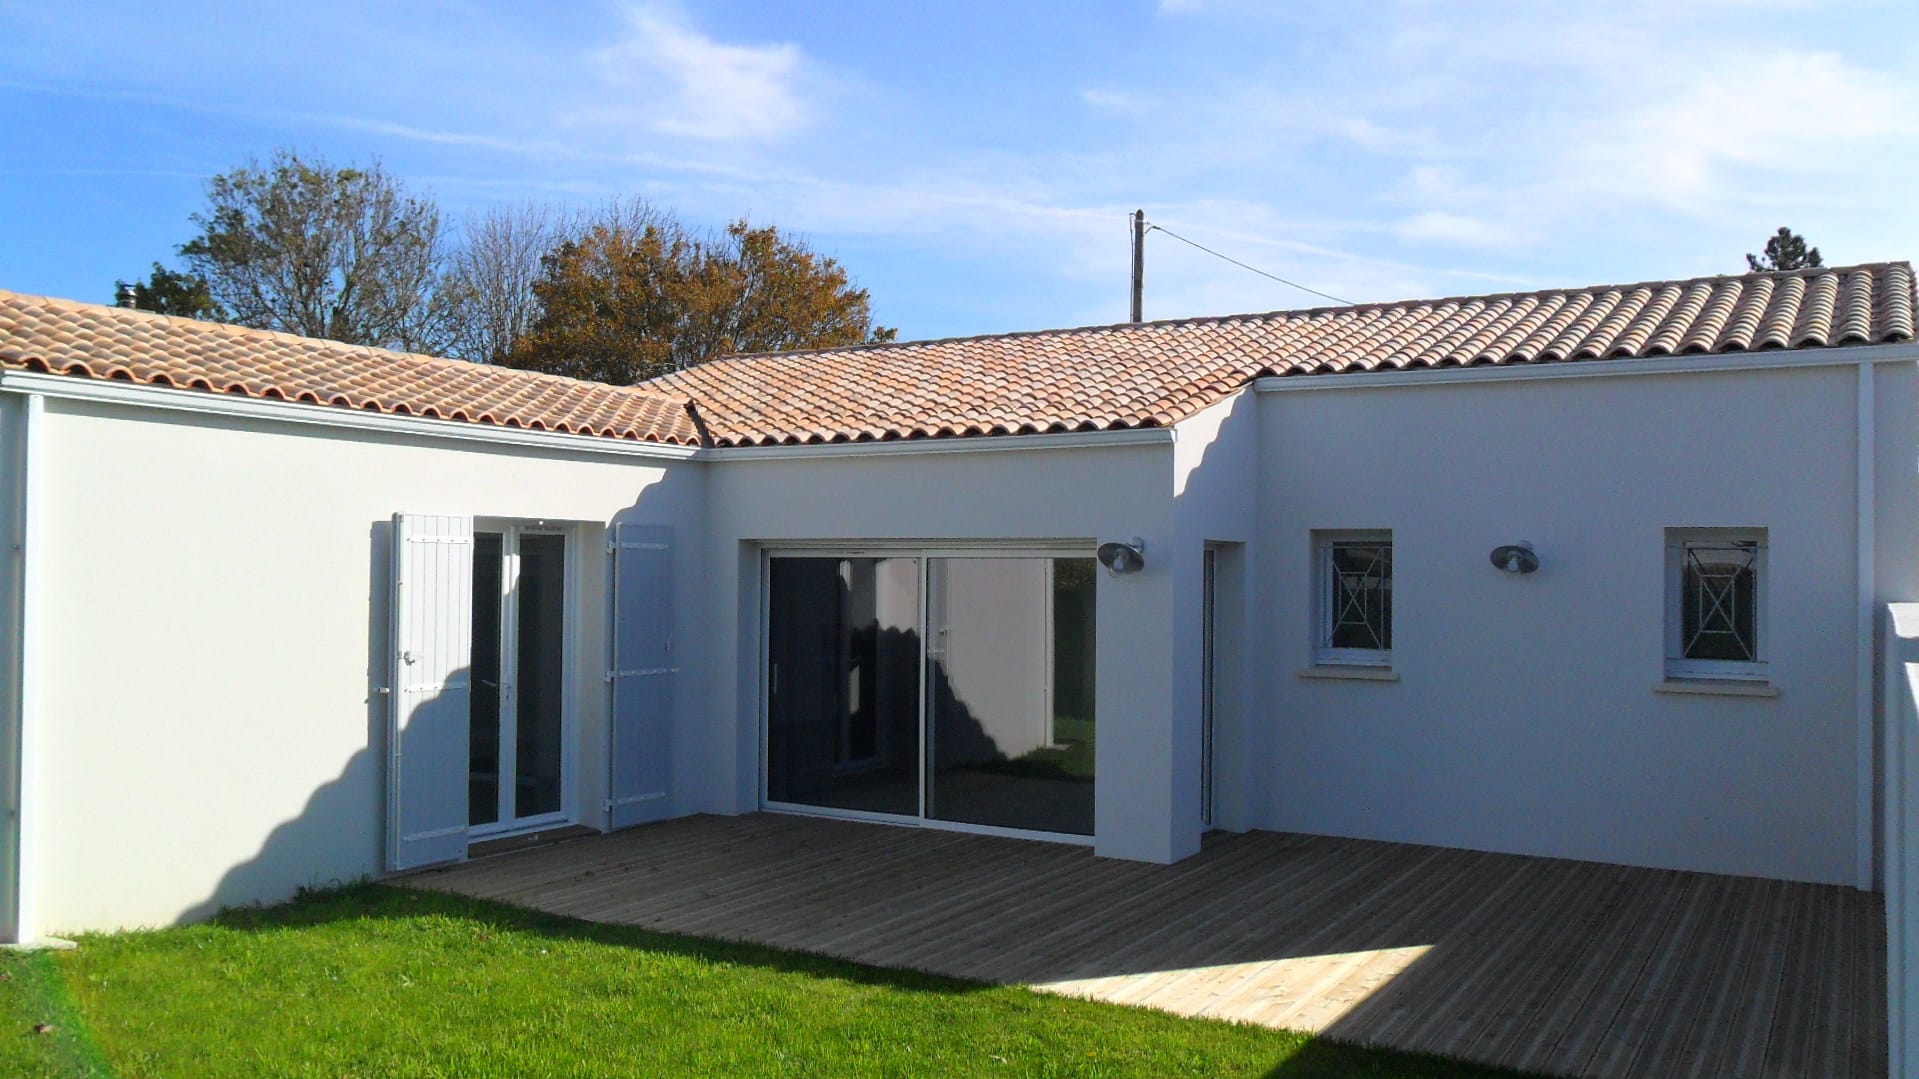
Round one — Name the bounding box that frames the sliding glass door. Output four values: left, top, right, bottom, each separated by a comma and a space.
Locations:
764, 551, 1096, 838
765, 557, 921, 816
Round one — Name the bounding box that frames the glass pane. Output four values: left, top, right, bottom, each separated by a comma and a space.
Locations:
513, 533, 567, 819
766, 557, 921, 816
469, 533, 503, 826
927, 558, 1096, 836
1327, 543, 1392, 650
1682, 544, 1758, 661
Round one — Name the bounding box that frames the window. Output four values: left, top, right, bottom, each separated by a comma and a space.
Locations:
1666, 529, 1767, 682
1315, 532, 1392, 666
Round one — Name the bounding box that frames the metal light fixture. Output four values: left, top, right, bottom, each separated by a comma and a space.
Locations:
1490, 541, 1539, 575
1097, 537, 1146, 575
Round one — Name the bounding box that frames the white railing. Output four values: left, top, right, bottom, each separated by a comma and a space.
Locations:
1882, 603, 1919, 1078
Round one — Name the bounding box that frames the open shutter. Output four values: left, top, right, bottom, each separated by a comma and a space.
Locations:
387, 513, 474, 871
607, 522, 675, 829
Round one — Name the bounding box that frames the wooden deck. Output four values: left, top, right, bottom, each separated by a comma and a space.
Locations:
407, 813, 1885, 1078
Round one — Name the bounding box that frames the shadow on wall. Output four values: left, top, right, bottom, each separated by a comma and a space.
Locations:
177, 521, 405, 922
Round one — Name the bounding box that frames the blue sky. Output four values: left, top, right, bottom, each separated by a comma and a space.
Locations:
3, 0, 1916, 341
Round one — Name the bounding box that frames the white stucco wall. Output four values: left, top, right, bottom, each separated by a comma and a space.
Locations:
698, 437, 1193, 862
1256, 361, 1918, 885
23, 396, 702, 933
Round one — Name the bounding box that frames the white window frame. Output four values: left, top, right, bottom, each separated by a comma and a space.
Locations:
1665, 527, 1769, 683
1313, 530, 1393, 668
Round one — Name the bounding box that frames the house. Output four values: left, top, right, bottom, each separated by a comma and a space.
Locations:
3, 263, 1919, 1067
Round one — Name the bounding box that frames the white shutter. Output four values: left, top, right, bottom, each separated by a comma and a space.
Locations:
607, 522, 675, 829
386, 513, 474, 871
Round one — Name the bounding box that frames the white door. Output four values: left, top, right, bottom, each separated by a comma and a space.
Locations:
387, 513, 474, 871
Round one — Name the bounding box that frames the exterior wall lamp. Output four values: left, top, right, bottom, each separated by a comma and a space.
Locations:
1490, 541, 1539, 574
1097, 537, 1146, 575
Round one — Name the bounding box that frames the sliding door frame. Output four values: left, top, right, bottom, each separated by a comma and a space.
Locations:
757, 541, 1096, 846
469, 518, 582, 840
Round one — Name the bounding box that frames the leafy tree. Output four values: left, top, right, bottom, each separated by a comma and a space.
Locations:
114, 263, 221, 320
504, 215, 895, 383
1746, 227, 1823, 272
178, 149, 455, 353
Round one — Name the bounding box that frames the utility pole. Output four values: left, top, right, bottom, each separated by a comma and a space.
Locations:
1130, 209, 1145, 323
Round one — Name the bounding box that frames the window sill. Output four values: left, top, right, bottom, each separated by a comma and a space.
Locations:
1655, 679, 1778, 698
1299, 666, 1399, 683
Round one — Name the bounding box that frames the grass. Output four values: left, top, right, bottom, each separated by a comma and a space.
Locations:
993, 715, 1097, 783
0, 884, 1545, 1078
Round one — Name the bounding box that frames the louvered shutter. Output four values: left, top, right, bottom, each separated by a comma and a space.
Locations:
386, 513, 474, 871
607, 522, 675, 829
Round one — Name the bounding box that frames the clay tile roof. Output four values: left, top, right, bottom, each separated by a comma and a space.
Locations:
0, 290, 703, 447
645, 262, 1918, 447
3, 263, 1913, 453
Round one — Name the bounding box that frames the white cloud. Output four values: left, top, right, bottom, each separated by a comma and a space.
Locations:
585, 5, 812, 142
1570, 49, 1912, 211
1394, 212, 1524, 250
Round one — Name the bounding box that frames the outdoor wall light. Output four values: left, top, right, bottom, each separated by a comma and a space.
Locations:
1490, 541, 1540, 575
1097, 537, 1146, 575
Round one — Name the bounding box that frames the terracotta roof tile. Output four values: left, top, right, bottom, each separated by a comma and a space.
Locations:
2, 263, 1911, 453
645, 262, 1917, 447
0, 290, 702, 446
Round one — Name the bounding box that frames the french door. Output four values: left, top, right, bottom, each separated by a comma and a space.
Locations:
762, 550, 1098, 840
469, 523, 574, 836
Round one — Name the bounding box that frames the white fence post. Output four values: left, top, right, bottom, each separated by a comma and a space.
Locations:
1882, 603, 1919, 1078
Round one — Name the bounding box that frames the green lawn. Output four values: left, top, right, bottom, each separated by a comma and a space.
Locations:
0, 885, 1543, 1078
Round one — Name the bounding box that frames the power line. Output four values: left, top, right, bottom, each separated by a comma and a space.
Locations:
1143, 219, 1355, 306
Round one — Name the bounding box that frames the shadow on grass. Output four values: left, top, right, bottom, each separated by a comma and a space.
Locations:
209, 880, 998, 1000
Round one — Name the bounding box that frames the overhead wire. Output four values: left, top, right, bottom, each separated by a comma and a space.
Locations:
1141, 218, 1355, 306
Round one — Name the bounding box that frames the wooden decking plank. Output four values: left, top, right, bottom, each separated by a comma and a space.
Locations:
1382, 854, 1612, 1060
1742, 875, 1811, 1075
1571, 868, 1722, 1078
1187, 844, 1488, 1023
402, 813, 1885, 1079
1493, 863, 1681, 1073
1023, 833, 1330, 985
1242, 848, 1536, 1035
1352, 851, 1579, 1057
1539, 866, 1700, 1074
527, 818, 921, 924
1350, 848, 1575, 1054
1128, 840, 1464, 1019
617, 825, 977, 937
810, 838, 1105, 970
931, 833, 1294, 983
1616, 871, 1749, 1078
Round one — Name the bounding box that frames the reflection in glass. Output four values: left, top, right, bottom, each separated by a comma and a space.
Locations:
514, 533, 567, 818
926, 558, 1096, 835
766, 557, 921, 816
469, 532, 504, 826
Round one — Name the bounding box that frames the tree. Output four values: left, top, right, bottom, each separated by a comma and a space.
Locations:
1746, 227, 1823, 272
178, 149, 455, 353
114, 263, 221, 320
441, 201, 571, 364
503, 215, 895, 383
